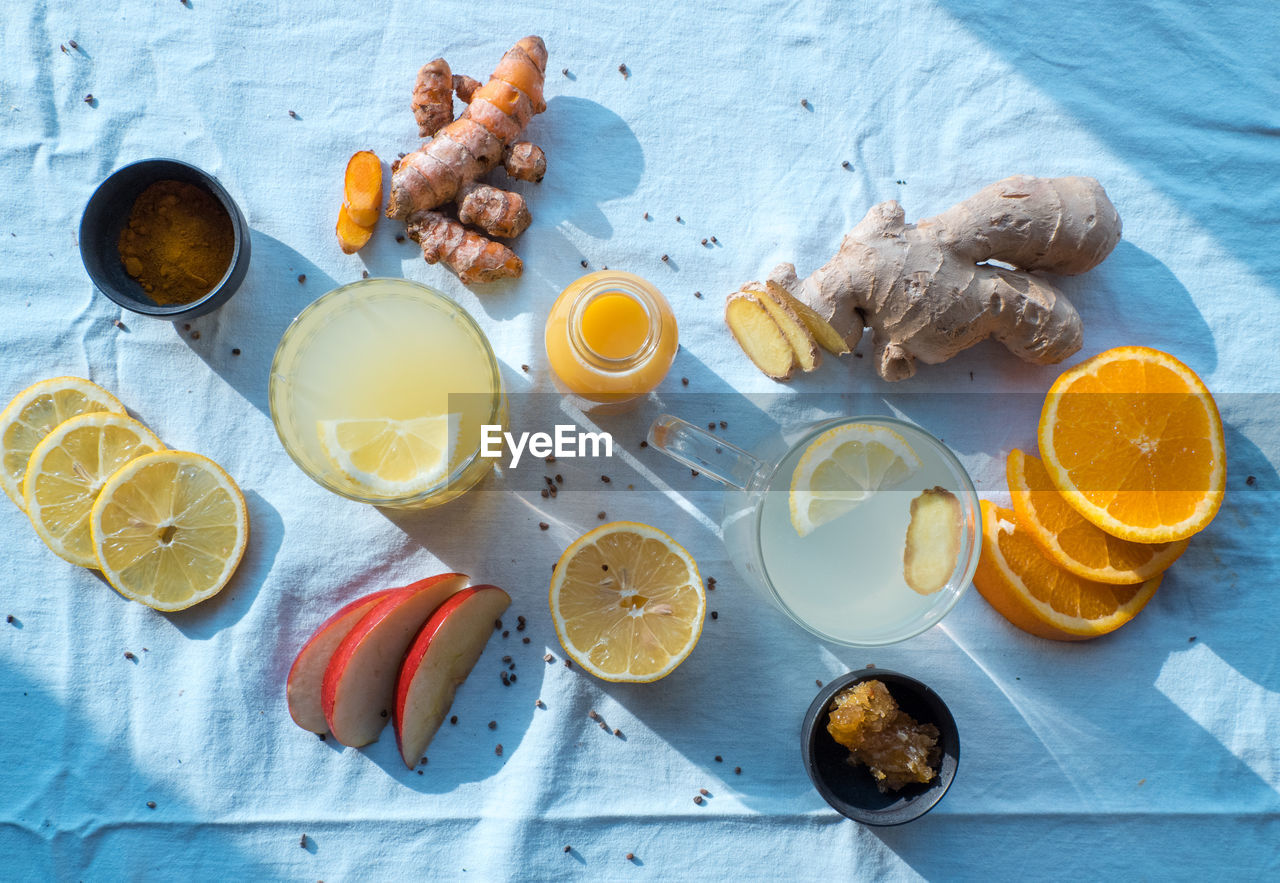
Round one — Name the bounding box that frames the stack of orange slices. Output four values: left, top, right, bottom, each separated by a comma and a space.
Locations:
975, 347, 1225, 640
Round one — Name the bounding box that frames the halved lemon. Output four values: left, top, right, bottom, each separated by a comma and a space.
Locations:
23, 413, 163, 566
789, 423, 921, 537
90, 451, 249, 611
318, 415, 458, 497
550, 521, 705, 683
1039, 346, 1225, 543
973, 501, 1161, 641
1, 377, 126, 510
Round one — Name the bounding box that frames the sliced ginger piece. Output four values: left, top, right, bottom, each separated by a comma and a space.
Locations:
724, 291, 797, 380
343, 150, 383, 228
903, 486, 962, 595
336, 205, 374, 255
751, 284, 821, 373
767, 281, 850, 356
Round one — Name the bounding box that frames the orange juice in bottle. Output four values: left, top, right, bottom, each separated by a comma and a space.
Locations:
544, 271, 678, 407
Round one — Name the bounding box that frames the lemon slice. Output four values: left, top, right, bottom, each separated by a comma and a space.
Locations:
550, 521, 705, 683
90, 451, 249, 611
318, 415, 459, 497
23, 413, 163, 566
1, 377, 126, 510
789, 423, 921, 537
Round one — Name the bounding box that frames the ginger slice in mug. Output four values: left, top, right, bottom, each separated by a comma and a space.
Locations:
903, 487, 962, 595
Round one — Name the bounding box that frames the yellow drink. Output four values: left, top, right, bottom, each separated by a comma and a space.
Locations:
269, 278, 503, 508
545, 271, 678, 405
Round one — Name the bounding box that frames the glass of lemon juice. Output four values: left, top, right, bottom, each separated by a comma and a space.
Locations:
647, 415, 980, 646
270, 278, 504, 508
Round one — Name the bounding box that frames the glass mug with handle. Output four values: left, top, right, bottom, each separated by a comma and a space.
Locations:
646, 414, 981, 646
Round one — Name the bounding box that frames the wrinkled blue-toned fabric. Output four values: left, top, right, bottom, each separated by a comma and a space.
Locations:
1, 1, 1277, 879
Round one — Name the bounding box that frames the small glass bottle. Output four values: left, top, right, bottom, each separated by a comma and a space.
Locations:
544, 270, 678, 408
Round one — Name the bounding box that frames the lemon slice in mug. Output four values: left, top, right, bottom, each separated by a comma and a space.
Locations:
91, 451, 249, 611
23, 412, 163, 566
318, 415, 460, 497
1, 377, 127, 510
789, 423, 921, 537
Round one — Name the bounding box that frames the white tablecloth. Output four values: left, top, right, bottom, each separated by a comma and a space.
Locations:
2, 0, 1277, 878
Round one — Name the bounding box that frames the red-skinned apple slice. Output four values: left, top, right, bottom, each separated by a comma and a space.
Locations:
287, 587, 399, 733
321, 573, 468, 747
394, 584, 511, 769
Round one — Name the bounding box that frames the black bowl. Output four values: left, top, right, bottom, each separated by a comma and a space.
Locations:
79, 158, 251, 320
801, 669, 959, 825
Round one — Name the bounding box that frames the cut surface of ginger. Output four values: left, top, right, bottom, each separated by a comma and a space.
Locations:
827, 679, 940, 793
724, 291, 797, 380
767, 281, 850, 355
750, 285, 820, 372
903, 486, 963, 595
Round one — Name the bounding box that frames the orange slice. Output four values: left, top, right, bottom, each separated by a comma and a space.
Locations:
549, 521, 704, 683
1007, 449, 1188, 584
973, 501, 1161, 641
1038, 346, 1225, 543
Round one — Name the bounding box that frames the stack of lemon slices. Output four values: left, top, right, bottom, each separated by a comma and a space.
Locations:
975, 347, 1225, 640
1, 377, 248, 611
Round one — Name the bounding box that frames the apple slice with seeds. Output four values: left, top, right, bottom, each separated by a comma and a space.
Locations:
287, 587, 398, 733
321, 573, 468, 747
394, 584, 511, 769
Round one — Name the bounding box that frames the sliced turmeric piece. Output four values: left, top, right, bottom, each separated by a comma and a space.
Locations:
767, 281, 851, 356
343, 151, 383, 228
336, 205, 374, 255
903, 487, 963, 595
752, 285, 821, 373
724, 291, 797, 380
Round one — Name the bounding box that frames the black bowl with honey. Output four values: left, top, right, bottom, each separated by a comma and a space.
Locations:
801, 669, 959, 826
80, 158, 250, 320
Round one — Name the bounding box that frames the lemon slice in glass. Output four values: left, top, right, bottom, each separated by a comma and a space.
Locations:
91, 451, 249, 611
1, 377, 126, 510
789, 423, 921, 537
550, 521, 705, 683
318, 415, 459, 497
23, 413, 163, 566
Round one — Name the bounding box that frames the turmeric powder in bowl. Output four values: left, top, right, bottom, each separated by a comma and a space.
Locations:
117, 180, 234, 306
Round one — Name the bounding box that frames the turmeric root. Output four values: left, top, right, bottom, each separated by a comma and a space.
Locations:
388, 37, 546, 220
342, 150, 383, 227
456, 182, 530, 239
389, 36, 548, 284
336, 151, 382, 254
336, 205, 374, 255
503, 142, 546, 183
452, 74, 481, 104
731, 176, 1122, 381
406, 211, 522, 285
413, 59, 455, 138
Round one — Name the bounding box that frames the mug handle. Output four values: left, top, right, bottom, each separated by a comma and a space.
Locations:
646, 414, 764, 491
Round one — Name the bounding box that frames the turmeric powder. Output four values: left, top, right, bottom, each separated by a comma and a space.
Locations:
118, 180, 234, 305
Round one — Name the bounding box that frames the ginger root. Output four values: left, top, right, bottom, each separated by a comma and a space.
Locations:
336, 150, 382, 254
903, 487, 962, 596
388, 36, 548, 285
730, 176, 1122, 381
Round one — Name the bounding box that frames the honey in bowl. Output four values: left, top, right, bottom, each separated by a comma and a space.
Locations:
827, 679, 940, 793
